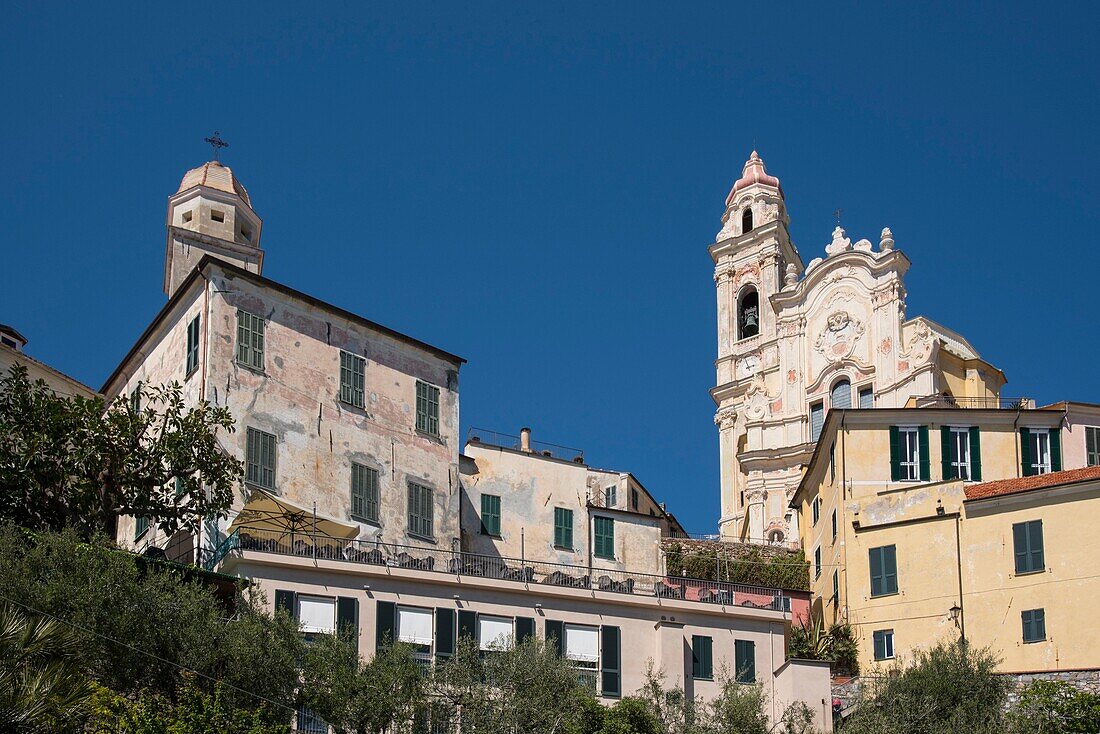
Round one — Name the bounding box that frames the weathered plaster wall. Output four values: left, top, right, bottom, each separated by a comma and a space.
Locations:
1059, 403, 1100, 470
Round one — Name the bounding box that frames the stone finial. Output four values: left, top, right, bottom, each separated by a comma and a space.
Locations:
784, 263, 799, 288
825, 226, 852, 256
880, 227, 895, 251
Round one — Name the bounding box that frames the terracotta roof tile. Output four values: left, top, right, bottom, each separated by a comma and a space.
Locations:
964, 465, 1100, 501
177, 161, 251, 207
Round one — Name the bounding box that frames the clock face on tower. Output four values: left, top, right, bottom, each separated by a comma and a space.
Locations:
736, 354, 760, 380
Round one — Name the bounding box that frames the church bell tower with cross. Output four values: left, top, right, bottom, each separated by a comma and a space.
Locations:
163, 133, 264, 297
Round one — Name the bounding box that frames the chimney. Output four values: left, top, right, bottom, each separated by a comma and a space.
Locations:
519, 427, 532, 453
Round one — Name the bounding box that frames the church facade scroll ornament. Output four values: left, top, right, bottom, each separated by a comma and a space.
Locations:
714, 406, 738, 430
814, 310, 866, 363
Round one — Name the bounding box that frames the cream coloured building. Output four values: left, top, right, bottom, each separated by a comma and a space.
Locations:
792, 405, 1100, 674
101, 157, 832, 731
0, 324, 97, 399
711, 152, 1005, 545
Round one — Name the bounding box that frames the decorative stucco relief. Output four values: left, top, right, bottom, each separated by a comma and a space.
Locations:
714, 406, 737, 430
813, 310, 866, 363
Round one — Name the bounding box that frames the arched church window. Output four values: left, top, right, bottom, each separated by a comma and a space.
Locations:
830, 379, 852, 410
738, 289, 760, 340
742, 207, 754, 234
768, 529, 785, 545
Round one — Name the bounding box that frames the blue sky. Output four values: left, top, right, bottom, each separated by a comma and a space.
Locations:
2, 2, 1098, 534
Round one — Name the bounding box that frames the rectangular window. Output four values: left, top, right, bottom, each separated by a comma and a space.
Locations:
415, 381, 440, 436
297, 595, 336, 634
478, 615, 513, 651
130, 382, 142, 413
630, 488, 639, 511
812, 497, 821, 525
948, 427, 972, 481
810, 401, 824, 441
869, 545, 898, 597
1021, 428, 1060, 476
339, 351, 366, 408
245, 427, 277, 489
1087, 427, 1100, 467
480, 494, 501, 537
858, 387, 874, 409
407, 482, 434, 539
350, 463, 380, 523
1031, 430, 1052, 475
734, 639, 756, 684
832, 570, 839, 603
134, 516, 150, 540
594, 517, 615, 559
185, 314, 201, 376
397, 605, 434, 666
604, 486, 617, 507
814, 547, 822, 580
897, 427, 920, 481
554, 507, 574, 549
564, 624, 599, 690
236, 310, 265, 371
1022, 609, 1046, 643
692, 635, 713, 680
831, 509, 837, 541
1013, 520, 1045, 574
873, 629, 895, 660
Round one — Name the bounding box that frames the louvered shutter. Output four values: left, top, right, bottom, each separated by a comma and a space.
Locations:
435, 608, 455, 659
970, 427, 982, 481
1020, 429, 1033, 476
376, 601, 396, 650
1050, 430, 1062, 472
889, 426, 901, 481
941, 427, 954, 480
918, 426, 930, 481
515, 617, 535, 645
600, 626, 621, 697
545, 620, 565, 657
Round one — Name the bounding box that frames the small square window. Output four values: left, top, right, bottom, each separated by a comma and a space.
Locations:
210, 209, 225, 223
1022, 608, 1046, 643
182, 210, 193, 223
873, 629, 894, 660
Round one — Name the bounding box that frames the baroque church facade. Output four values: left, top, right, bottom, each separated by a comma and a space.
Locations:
711, 152, 1006, 544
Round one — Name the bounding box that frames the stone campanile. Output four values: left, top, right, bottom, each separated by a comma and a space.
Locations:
163, 160, 263, 297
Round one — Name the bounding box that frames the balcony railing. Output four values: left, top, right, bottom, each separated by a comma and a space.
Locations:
466, 428, 584, 463
914, 394, 1035, 410
227, 526, 788, 611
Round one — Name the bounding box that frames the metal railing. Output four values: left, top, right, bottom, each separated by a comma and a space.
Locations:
228, 526, 787, 611
914, 394, 1035, 410
466, 428, 584, 463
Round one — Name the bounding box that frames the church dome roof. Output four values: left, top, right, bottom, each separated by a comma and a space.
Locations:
726, 150, 782, 205
176, 161, 251, 207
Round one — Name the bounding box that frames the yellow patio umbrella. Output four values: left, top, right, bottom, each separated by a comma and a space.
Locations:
227, 489, 360, 540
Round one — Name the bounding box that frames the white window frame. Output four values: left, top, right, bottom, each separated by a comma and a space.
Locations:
1029, 429, 1052, 475
898, 426, 920, 481
874, 629, 895, 660
949, 426, 972, 481
297, 595, 336, 634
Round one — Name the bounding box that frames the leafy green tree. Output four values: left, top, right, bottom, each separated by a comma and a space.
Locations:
0, 365, 241, 538
0, 603, 95, 733
842, 641, 1010, 734
0, 524, 303, 717
600, 697, 662, 734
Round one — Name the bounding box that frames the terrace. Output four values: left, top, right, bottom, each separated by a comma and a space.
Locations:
214, 526, 790, 612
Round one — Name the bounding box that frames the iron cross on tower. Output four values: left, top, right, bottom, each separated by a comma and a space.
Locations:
833, 208, 844, 227
204, 131, 229, 161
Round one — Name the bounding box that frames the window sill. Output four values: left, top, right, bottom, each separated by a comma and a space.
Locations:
244, 481, 278, 495
415, 429, 444, 444
874, 656, 895, 662
693, 676, 714, 682
1022, 639, 1046, 645
481, 532, 503, 539
407, 533, 437, 544
351, 515, 381, 528
1014, 568, 1046, 577
870, 591, 900, 600
553, 545, 576, 552
339, 398, 367, 411
235, 361, 266, 377
185, 366, 199, 381
134, 528, 150, 542
594, 555, 616, 561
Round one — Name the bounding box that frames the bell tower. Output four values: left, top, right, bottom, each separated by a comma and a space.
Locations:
163, 156, 263, 297
710, 151, 803, 540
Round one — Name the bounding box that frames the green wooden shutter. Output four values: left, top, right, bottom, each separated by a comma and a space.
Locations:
941, 427, 954, 480
1020, 428, 1033, 476
691, 635, 712, 680
515, 617, 535, 645
1029, 521, 1045, 571
376, 601, 396, 650
918, 426, 930, 481
889, 426, 901, 481
1050, 430, 1062, 472
435, 608, 456, 659
545, 620, 565, 657
970, 427, 982, 481
480, 494, 500, 536
337, 597, 358, 654
601, 626, 621, 697
869, 548, 883, 596
554, 508, 573, 549
458, 610, 477, 642
275, 590, 296, 618
1013, 523, 1028, 574
884, 545, 898, 594
734, 640, 756, 684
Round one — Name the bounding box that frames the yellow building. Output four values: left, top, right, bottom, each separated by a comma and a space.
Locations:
792, 405, 1100, 674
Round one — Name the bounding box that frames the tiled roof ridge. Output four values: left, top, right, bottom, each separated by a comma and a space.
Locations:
965, 465, 1100, 501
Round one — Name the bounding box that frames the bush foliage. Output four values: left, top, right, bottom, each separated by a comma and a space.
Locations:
663, 541, 810, 591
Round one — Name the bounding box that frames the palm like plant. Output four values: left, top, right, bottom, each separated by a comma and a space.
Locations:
0, 604, 94, 733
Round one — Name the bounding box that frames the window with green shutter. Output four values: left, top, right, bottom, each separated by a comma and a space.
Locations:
832, 570, 839, 603
130, 381, 142, 413
554, 507, 574, 549
236, 310, 265, 371
480, 494, 501, 536
734, 639, 756, 684
339, 351, 366, 408
1022, 428, 1055, 475
185, 314, 201, 376
873, 629, 894, 660
869, 545, 898, 597
601, 626, 621, 697
407, 482, 434, 539
415, 381, 440, 435
1013, 520, 1044, 574
890, 426, 925, 481
1087, 427, 1100, 467
692, 635, 713, 680
245, 427, 277, 489
351, 463, 380, 523
134, 516, 150, 540
594, 517, 615, 559
814, 546, 822, 579
1022, 609, 1046, 643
